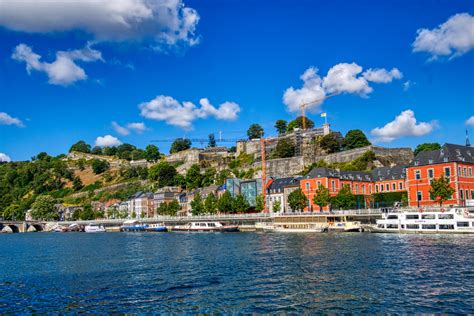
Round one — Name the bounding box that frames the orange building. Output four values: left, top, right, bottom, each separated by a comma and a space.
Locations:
300, 166, 406, 211
406, 143, 474, 207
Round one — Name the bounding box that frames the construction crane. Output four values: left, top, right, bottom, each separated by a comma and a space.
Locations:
300, 93, 339, 130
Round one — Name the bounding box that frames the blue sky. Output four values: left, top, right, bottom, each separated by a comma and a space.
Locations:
1, 0, 473, 161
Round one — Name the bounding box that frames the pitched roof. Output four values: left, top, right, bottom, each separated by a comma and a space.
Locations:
267, 177, 301, 191
371, 165, 406, 181
413, 143, 474, 166
304, 166, 408, 182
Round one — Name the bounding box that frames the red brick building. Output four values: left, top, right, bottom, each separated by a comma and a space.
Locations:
406, 143, 474, 207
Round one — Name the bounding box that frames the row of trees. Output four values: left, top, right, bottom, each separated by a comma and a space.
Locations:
70, 141, 161, 162
190, 191, 261, 215
287, 185, 359, 212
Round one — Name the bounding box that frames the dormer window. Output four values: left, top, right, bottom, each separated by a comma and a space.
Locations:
428, 159, 433, 164
443, 157, 448, 162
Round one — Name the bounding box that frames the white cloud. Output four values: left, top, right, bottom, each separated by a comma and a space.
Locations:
371, 110, 435, 142
12, 43, 102, 86
0, 112, 24, 127
283, 63, 402, 113
403, 80, 413, 91
112, 121, 130, 136
0, 0, 200, 50
139, 95, 241, 129
466, 116, 474, 126
0, 153, 11, 162
412, 13, 474, 60
126, 122, 147, 133
363, 68, 403, 83
95, 135, 122, 147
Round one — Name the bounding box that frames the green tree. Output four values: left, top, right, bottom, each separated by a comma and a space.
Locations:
208, 133, 217, 147
31, 195, 58, 220
333, 184, 356, 210
167, 200, 181, 216
204, 193, 218, 214
69, 140, 91, 153
247, 124, 264, 140
186, 164, 203, 190
319, 133, 340, 153
287, 116, 314, 132
116, 143, 136, 160
218, 191, 234, 213
274, 120, 287, 135
287, 188, 307, 212
130, 149, 146, 160
91, 159, 110, 174
72, 176, 83, 191
145, 144, 160, 162
255, 194, 265, 212
429, 176, 455, 206
202, 168, 216, 187
272, 200, 282, 213
170, 138, 192, 154
148, 162, 178, 187
103, 146, 118, 156
91, 146, 102, 155
312, 185, 331, 211
232, 194, 250, 213
80, 204, 95, 220
414, 142, 441, 156
2, 204, 24, 220
190, 192, 204, 215
343, 130, 371, 150
273, 138, 295, 158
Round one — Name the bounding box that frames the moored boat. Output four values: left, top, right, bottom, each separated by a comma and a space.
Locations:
84, 224, 106, 233
328, 221, 362, 232
120, 220, 147, 232
144, 223, 168, 232
372, 207, 474, 234
263, 222, 328, 233
172, 222, 239, 232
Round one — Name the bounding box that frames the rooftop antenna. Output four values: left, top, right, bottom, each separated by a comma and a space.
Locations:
466, 130, 471, 147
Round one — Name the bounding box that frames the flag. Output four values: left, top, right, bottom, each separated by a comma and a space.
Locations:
320, 112, 327, 117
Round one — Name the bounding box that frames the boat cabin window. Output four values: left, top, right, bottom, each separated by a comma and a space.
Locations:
421, 214, 435, 220
422, 224, 436, 229
457, 222, 469, 227
439, 224, 454, 230
406, 224, 419, 229
438, 214, 454, 220
387, 215, 398, 219
199, 223, 207, 227
406, 214, 419, 220
208, 223, 216, 227
386, 224, 398, 229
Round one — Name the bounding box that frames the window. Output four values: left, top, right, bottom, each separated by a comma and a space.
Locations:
444, 167, 451, 178
399, 182, 403, 190
422, 224, 436, 229
415, 170, 421, 180
305, 182, 310, 191
417, 191, 422, 202
387, 215, 398, 219
380, 185, 384, 192
355, 184, 359, 194
458, 166, 462, 175
362, 184, 366, 194
469, 168, 473, 177
457, 222, 469, 228
460, 189, 464, 200
386, 224, 398, 229
317, 181, 321, 188
471, 190, 474, 200
406, 214, 419, 220
406, 224, 419, 229
438, 214, 454, 220
428, 169, 434, 179
331, 180, 335, 192
369, 184, 372, 193
463, 167, 467, 177
375, 185, 379, 192
392, 183, 396, 191
421, 214, 435, 220
439, 224, 454, 230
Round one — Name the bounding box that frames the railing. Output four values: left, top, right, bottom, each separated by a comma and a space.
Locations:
277, 209, 383, 216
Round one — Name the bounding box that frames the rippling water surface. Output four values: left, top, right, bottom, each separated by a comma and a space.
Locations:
0, 232, 473, 313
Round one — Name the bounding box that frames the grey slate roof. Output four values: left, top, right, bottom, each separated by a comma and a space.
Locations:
413, 143, 474, 166
304, 166, 407, 182
371, 165, 406, 181
267, 177, 301, 193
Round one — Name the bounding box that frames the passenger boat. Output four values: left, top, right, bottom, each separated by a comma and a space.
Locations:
84, 224, 106, 233
328, 221, 362, 232
372, 207, 474, 234
172, 222, 239, 232
263, 222, 328, 233
144, 223, 168, 232
67, 223, 83, 232
120, 220, 147, 232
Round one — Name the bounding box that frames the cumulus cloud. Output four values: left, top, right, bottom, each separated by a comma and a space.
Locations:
363, 68, 403, 83
0, 153, 11, 162
0, 0, 200, 50
0, 112, 24, 127
371, 110, 435, 142
126, 122, 147, 133
283, 63, 402, 113
12, 43, 102, 85
139, 96, 241, 129
112, 121, 130, 136
403, 80, 413, 91
412, 13, 474, 60
95, 135, 122, 147
466, 116, 474, 126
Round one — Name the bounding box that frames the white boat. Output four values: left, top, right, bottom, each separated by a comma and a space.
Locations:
172, 222, 239, 232
120, 220, 147, 232
373, 207, 474, 234
84, 224, 106, 233
263, 222, 328, 233
328, 221, 362, 232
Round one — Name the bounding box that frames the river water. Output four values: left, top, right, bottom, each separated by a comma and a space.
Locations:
0, 232, 473, 313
